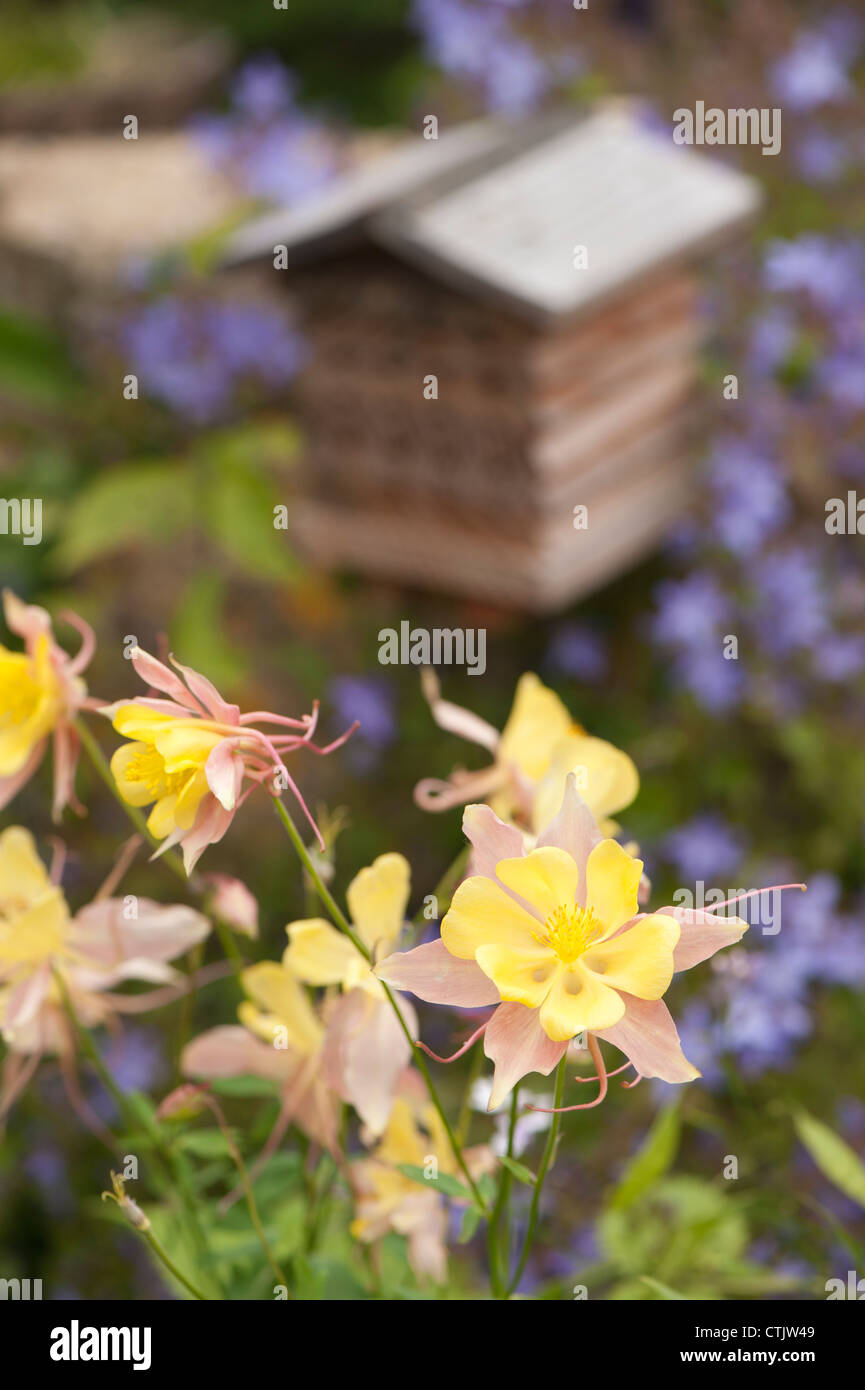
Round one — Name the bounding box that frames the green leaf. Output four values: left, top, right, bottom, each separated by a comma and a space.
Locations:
172, 571, 247, 688
458, 1205, 482, 1244
794, 1111, 865, 1210
477, 1173, 497, 1204
207, 1076, 280, 1099
175, 1129, 236, 1159
204, 461, 300, 582
126, 1089, 158, 1127
607, 1103, 681, 1212
498, 1155, 536, 1186
52, 461, 195, 573
0, 308, 79, 405
397, 1164, 472, 1201
639, 1275, 687, 1300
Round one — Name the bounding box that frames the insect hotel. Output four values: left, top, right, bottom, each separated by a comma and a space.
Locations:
226, 104, 760, 612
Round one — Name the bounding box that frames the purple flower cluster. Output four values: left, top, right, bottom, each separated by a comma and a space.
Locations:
191, 54, 338, 206
662, 812, 744, 883
653, 233, 865, 707
544, 622, 608, 682
672, 874, 865, 1084
770, 11, 863, 113
652, 573, 743, 712
123, 295, 306, 422
652, 9, 865, 712
411, 0, 582, 114
328, 675, 396, 772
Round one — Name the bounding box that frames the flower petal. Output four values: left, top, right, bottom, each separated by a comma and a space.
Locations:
204, 739, 242, 811
182, 1025, 294, 1084
462, 802, 525, 880
657, 906, 749, 972
474, 943, 556, 1010
284, 918, 361, 986
594, 994, 700, 1082
483, 1002, 569, 1109
204, 874, 259, 938
584, 838, 643, 937
533, 732, 638, 832
70, 899, 210, 988
441, 874, 541, 961
0, 741, 45, 811
169, 656, 240, 725
538, 962, 625, 1041
129, 647, 205, 713
535, 773, 602, 898
581, 913, 680, 1000
0, 825, 54, 904
240, 962, 323, 1054
494, 846, 580, 922
346, 852, 410, 955
375, 938, 500, 1006
179, 796, 233, 875
498, 673, 573, 782
323, 990, 413, 1136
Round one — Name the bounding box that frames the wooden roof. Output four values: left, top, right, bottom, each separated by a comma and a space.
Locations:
224, 102, 761, 325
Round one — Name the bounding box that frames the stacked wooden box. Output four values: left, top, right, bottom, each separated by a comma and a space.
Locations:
226, 104, 761, 611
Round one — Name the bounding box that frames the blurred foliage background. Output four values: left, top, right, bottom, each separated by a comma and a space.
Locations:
0, 0, 864, 1300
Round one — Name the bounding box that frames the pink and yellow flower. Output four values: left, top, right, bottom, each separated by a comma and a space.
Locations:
182, 956, 340, 1156
377, 777, 753, 1110
0, 825, 210, 1117
0, 590, 98, 818
350, 1075, 494, 1284
104, 646, 354, 873
282, 853, 417, 1136
415, 671, 638, 836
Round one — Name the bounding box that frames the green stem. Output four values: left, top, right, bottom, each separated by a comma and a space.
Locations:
487, 1084, 519, 1298
507, 1057, 566, 1297
204, 1095, 290, 1293
272, 796, 369, 956
456, 1032, 485, 1146
143, 1228, 208, 1301
270, 796, 490, 1218
303, 1154, 338, 1255
57, 970, 218, 1286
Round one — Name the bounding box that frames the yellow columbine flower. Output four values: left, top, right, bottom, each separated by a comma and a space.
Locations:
0, 825, 209, 1075
0, 590, 96, 819
283, 852, 411, 995
0, 826, 70, 979
498, 674, 638, 832
442, 840, 679, 1043
110, 707, 223, 841
350, 1090, 492, 1283
281, 853, 416, 1135
104, 645, 355, 873
181, 964, 340, 1154
415, 671, 638, 835
0, 635, 63, 777
237, 958, 325, 1058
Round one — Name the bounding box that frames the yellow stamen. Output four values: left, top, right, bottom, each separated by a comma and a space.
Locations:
539, 903, 604, 964
122, 746, 186, 800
